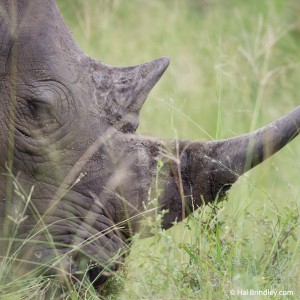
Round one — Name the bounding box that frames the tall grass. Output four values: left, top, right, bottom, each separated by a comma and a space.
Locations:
1, 0, 300, 299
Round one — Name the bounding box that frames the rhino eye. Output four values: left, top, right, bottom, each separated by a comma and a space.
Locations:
27, 100, 52, 119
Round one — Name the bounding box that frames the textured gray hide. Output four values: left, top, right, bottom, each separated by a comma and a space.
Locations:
0, 0, 299, 286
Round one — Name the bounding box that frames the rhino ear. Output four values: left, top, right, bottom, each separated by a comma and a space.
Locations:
91, 57, 169, 133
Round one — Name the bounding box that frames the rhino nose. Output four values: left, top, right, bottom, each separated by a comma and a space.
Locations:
60, 254, 114, 287
20, 247, 117, 286
87, 265, 112, 287
66, 258, 113, 287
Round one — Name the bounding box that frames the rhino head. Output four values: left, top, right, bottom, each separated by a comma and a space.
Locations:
0, 0, 299, 287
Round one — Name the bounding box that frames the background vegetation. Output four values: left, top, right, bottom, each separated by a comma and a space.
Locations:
2, 0, 300, 299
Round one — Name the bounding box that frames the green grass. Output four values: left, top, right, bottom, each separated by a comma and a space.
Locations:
1, 0, 300, 299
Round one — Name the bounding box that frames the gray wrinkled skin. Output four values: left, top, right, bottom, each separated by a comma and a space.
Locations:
0, 0, 300, 286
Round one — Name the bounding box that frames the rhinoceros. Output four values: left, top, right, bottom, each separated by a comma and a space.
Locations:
0, 0, 299, 287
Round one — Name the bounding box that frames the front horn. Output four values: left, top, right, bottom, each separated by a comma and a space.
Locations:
209, 105, 300, 176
